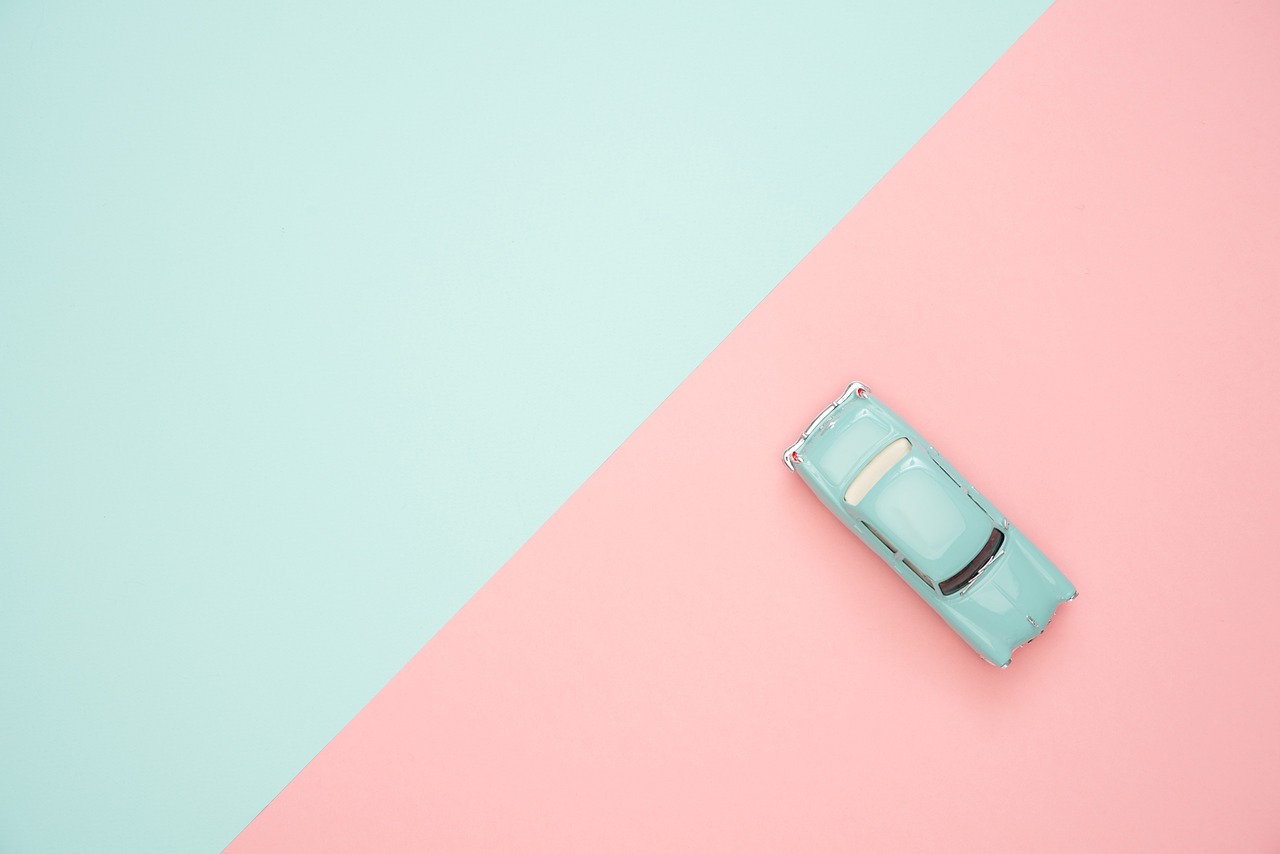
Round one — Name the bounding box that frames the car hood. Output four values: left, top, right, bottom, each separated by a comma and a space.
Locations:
938, 533, 1075, 665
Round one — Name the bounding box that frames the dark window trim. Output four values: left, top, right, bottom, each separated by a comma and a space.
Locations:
901, 557, 934, 588
862, 521, 896, 553
864, 522, 937, 590
939, 528, 1005, 596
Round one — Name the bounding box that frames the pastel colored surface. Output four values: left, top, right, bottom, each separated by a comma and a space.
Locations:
0, 2, 1053, 852
227, 0, 1280, 850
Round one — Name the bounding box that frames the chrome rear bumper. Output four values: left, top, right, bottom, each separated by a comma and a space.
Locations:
781, 381, 870, 471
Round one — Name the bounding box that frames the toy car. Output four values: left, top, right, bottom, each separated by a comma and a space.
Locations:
782, 382, 1075, 666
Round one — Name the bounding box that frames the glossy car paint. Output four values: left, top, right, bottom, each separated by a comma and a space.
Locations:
784, 383, 1076, 666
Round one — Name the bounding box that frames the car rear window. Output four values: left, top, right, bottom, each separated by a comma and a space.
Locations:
844, 437, 911, 505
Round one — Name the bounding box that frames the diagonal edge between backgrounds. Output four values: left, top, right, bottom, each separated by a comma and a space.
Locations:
231, 0, 1280, 849
216, 7, 1063, 849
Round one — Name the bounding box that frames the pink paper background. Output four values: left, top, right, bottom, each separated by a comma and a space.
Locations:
230, 0, 1280, 850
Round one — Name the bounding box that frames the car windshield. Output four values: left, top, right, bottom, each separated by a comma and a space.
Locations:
939, 528, 1005, 596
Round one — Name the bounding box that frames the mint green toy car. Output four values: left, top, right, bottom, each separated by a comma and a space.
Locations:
783, 382, 1076, 667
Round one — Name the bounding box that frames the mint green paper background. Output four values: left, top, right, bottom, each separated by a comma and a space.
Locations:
0, 1, 1049, 850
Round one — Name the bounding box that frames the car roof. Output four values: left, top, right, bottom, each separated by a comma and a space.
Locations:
860, 463, 991, 580
800, 399, 991, 580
